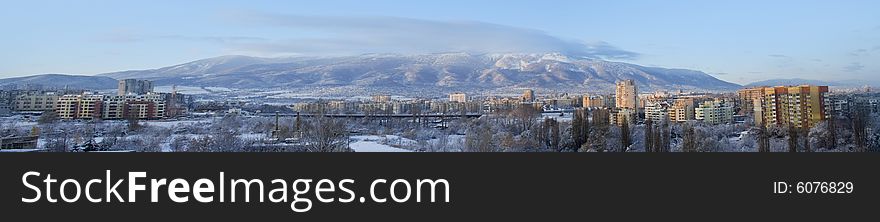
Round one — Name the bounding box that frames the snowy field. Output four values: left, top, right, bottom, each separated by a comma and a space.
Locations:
154, 86, 234, 95
541, 112, 573, 122
349, 135, 412, 152
142, 119, 212, 128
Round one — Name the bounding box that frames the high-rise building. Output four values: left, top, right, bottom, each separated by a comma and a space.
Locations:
615, 80, 638, 109
118, 79, 153, 96
736, 87, 765, 115
695, 99, 735, 125
449, 93, 467, 103
522, 89, 535, 103
754, 85, 828, 128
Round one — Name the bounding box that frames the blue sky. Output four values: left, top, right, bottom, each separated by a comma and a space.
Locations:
1, 0, 878, 84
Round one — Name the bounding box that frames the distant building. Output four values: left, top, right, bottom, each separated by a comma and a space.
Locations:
0, 106, 11, 117
103, 93, 166, 120
522, 89, 535, 103
825, 96, 849, 117
546, 98, 574, 109
695, 99, 735, 125
56, 94, 105, 120
643, 97, 694, 123
0, 135, 39, 150
644, 100, 669, 123
754, 85, 828, 128
161, 91, 188, 118
486, 97, 520, 112
668, 98, 695, 123
372, 94, 391, 103
13, 91, 59, 112
615, 80, 638, 109
118, 79, 153, 96
583, 94, 614, 108
610, 108, 637, 126
449, 93, 467, 103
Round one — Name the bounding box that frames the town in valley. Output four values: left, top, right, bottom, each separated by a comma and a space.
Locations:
0, 78, 877, 152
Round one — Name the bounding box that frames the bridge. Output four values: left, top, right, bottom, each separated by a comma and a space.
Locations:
259, 113, 484, 118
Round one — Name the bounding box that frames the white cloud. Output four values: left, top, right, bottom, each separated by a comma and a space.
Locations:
843, 62, 864, 72
227, 14, 640, 59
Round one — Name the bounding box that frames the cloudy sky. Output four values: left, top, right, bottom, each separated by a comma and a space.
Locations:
1, 0, 878, 84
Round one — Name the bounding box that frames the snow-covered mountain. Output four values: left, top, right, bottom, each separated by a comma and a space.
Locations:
2, 53, 742, 91
0, 74, 118, 89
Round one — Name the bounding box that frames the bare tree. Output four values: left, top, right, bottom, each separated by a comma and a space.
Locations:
303, 116, 351, 152
682, 123, 697, 152
852, 104, 868, 152
37, 111, 59, 124
170, 136, 188, 152
619, 116, 631, 152
758, 124, 770, 152
571, 108, 590, 150
644, 118, 654, 152
549, 118, 561, 151
803, 125, 812, 152
827, 111, 838, 150
464, 120, 496, 152
126, 113, 142, 132
660, 119, 671, 152
186, 136, 214, 152
294, 112, 303, 134
510, 104, 541, 134
582, 109, 610, 152
787, 125, 799, 152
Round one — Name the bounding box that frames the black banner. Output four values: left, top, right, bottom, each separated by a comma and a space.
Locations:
0, 153, 875, 220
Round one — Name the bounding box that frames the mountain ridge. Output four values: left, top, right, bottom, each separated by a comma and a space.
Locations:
0, 74, 117, 89
745, 78, 879, 88
2, 53, 742, 92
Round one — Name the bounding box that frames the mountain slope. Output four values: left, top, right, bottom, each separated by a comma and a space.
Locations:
101, 55, 302, 79
0, 74, 117, 89
98, 53, 741, 91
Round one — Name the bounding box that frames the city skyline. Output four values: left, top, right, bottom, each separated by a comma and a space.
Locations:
1, 0, 878, 85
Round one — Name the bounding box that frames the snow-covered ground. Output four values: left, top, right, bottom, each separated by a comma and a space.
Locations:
541, 112, 573, 122
154, 86, 234, 95
142, 119, 211, 128
350, 135, 412, 152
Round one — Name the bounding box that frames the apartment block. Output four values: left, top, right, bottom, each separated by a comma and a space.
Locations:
644, 99, 669, 123
56, 94, 105, 120
695, 99, 735, 125
736, 87, 764, 115
13, 92, 59, 112
103, 94, 166, 120
583, 94, 614, 108
753, 85, 828, 128
668, 98, 695, 123
615, 80, 638, 109
610, 108, 637, 126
